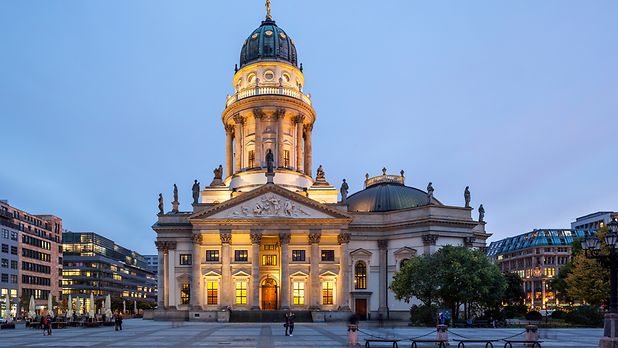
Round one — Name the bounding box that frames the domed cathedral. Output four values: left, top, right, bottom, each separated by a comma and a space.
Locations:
152, 3, 490, 322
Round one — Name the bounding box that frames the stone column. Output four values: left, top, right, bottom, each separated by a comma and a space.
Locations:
337, 231, 351, 310
294, 115, 305, 173
167, 241, 177, 308
304, 124, 313, 177
252, 109, 264, 168
191, 234, 203, 309
220, 230, 232, 307
377, 239, 388, 315
225, 125, 234, 177
276, 109, 286, 168
233, 114, 244, 172
279, 231, 291, 309
155, 241, 166, 308
422, 234, 438, 255
308, 230, 321, 309
250, 230, 262, 310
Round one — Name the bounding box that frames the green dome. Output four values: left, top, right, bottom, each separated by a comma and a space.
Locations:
239, 19, 298, 68
347, 183, 433, 213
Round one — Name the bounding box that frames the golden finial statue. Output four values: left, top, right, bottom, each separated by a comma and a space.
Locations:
266, 0, 272, 20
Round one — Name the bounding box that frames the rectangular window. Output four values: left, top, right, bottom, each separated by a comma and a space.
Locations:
10, 246, 17, 255
10, 260, 17, 269
207, 281, 218, 305
10, 231, 17, 240
206, 250, 220, 262
180, 283, 190, 305
292, 250, 305, 262
322, 281, 334, 305
234, 250, 248, 262
248, 150, 255, 168
293, 281, 305, 305
179, 254, 192, 265
1, 230, 8, 239
283, 150, 290, 168
1, 259, 7, 268
321, 250, 335, 262
263, 244, 277, 251
0, 274, 7, 283
235, 282, 247, 304
262, 255, 277, 266
10, 274, 17, 284
1, 244, 7, 253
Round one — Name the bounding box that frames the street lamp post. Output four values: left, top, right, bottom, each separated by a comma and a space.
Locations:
582, 220, 618, 348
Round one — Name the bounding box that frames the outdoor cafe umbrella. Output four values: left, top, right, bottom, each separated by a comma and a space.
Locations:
28, 295, 36, 320
89, 293, 95, 318
47, 293, 54, 318
3, 294, 10, 321
123, 300, 126, 314
66, 295, 73, 319
134, 300, 137, 314
76, 296, 81, 315
105, 294, 112, 319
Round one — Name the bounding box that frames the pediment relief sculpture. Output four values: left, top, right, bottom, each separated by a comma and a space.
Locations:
231, 194, 311, 218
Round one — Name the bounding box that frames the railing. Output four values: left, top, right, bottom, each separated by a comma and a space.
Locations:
365, 174, 405, 188
226, 85, 312, 107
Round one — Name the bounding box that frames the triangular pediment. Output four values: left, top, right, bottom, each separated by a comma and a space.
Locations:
190, 183, 351, 221
350, 248, 372, 257
394, 247, 417, 258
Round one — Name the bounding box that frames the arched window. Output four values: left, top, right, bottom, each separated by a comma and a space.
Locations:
354, 261, 367, 289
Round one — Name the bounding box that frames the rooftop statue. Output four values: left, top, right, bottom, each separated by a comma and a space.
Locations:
158, 193, 164, 215
316, 165, 325, 180
340, 179, 349, 203
266, 149, 274, 173
214, 165, 223, 180
172, 184, 179, 213
478, 204, 485, 222
192, 180, 200, 205
464, 186, 471, 208
427, 182, 434, 201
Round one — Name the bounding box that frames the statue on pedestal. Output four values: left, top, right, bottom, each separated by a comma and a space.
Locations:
266, 149, 274, 173
427, 182, 434, 201
209, 165, 225, 186
464, 186, 471, 208
172, 184, 179, 213
158, 193, 164, 215
478, 204, 485, 222
316, 165, 325, 180
191, 180, 200, 205
340, 179, 349, 203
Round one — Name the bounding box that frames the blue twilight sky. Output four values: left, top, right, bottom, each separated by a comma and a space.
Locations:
1, 1, 617, 255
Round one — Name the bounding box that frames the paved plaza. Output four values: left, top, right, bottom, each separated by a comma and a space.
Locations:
0, 319, 603, 347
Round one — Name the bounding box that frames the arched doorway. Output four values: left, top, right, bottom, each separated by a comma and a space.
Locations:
261, 277, 278, 310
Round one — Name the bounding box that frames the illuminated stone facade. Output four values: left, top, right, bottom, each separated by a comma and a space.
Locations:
153, 10, 490, 321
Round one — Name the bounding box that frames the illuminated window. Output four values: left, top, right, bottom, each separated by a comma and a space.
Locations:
544, 267, 556, 277
293, 281, 305, 305
292, 250, 305, 262
206, 250, 219, 262
235, 282, 247, 304
283, 150, 290, 168
263, 244, 277, 251
321, 250, 335, 262
180, 283, 190, 304
248, 150, 255, 168
322, 281, 334, 305
207, 282, 218, 305
354, 261, 367, 289
262, 255, 277, 266
247, 73, 256, 84
282, 73, 291, 83
235, 250, 248, 262
179, 254, 192, 265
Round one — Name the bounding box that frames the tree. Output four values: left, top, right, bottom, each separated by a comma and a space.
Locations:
391, 254, 439, 307
503, 272, 526, 306
566, 252, 608, 305
552, 261, 573, 303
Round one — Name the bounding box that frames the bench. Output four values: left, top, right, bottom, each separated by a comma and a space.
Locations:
411, 339, 447, 348
502, 340, 542, 348
51, 322, 66, 329
473, 320, 491, 327
83, 322, 100, 328
454, 339, 499, 348
364, 339, 400, 348
0, 323, 16, 329
452, 320, 468, 328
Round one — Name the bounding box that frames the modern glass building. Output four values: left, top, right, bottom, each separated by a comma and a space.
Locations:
62, 232, 156, 304
487, 229, 595, 309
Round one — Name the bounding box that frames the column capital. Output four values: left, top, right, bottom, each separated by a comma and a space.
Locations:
191, 234, 203, 245
274, 108, 286, 119
293, 114, 305, 124
220, 230, 232, 244
304, 123, 314, 132
464, 236, 476, 247
155, 241, 177, 252
233, 114, 245, 125
250, 230, 263, 245
225, 124, 235, 134
279, 231, 291, 245
252, 108, 266, 119
377, 239, 389, 250
337, 231, 351, 245
308, 230, 321, 244
422, 234, 438, 246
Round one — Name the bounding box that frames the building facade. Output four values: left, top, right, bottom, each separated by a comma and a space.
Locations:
0, 206, 20, 316
153, 8, 490, 321
62, 232, 156, 304
486, 229, 594, 309
0, 200, 63, 311
571, 211, 617, 231
143, 255, 159, 275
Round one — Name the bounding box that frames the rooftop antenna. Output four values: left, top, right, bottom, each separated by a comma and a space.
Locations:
266, 0, 272, 20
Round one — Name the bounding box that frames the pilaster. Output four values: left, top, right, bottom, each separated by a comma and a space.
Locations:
279, 231, 291, 309
377, 239, 388, 315
250, 230, 262, 310
337, 231, 351, 311
308, 230, 321, 309
191, 234, 203, 309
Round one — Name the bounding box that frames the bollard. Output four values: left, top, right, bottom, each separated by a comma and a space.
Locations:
436, 324, 449, 343
524, 324, 539, 346
347, 324, 358, 346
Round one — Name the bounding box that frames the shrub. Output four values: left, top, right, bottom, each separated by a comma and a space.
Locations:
564, 306, 603, 327
551, 310, 565, 319
502, 304, 527, 319
525, 311, 543, 321
409, 304, 438, 327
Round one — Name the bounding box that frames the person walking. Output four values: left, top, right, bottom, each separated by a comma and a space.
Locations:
46, 315, 53, 336
284, 311, 295, 336
114, 313, 123, 331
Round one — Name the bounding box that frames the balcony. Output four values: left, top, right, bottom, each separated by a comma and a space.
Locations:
226, 85, 312, 108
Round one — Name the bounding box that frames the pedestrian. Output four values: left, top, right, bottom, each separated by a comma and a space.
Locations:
114, 313, 123, 331
284, 310, 295, 336
46, 315, 53, 336
41, 315, 47, 336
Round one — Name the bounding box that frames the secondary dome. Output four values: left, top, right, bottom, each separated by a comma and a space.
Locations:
347, 183, 432, 212
239, 18, 298, 68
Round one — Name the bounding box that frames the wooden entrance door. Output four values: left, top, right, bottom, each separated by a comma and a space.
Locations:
262, 285, 278, 310
355, 299, 367, 320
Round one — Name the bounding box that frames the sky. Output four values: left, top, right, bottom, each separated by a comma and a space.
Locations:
1, 1, 617, 255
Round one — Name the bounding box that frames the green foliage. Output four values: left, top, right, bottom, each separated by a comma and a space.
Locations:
391, 255, 439, 306
551, 310, 565, 319
566, 253, 609, 305
409, 304, 438, 327
502, 304, 527, 319
552, 261, 573, 303
526, 310, 542, 321
564, 305, 603, 327
503, 272, 526, 306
